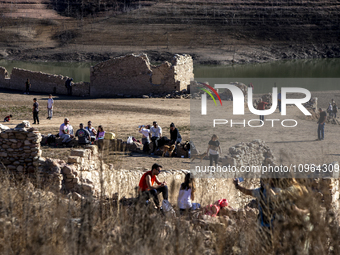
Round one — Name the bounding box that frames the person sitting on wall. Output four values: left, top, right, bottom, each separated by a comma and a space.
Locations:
150, 121, 162, 155
4, 114, 12, 122
85, 121, 97, 142
75, 123, 91, 145
59, 118, 74, 144
138, 163, 168, 210
96, 125, 105, 140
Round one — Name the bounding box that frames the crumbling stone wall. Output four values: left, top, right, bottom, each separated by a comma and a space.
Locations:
222, 140, 276, 170
0, 66, 10, 89
0, 68, 90, 96
1, 131, 339, 210
9, 68, 90, 96
0, 128, 42, 172
90, 53, 194, 97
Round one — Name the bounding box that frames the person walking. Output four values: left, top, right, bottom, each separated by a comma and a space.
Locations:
317, 107, 327, 140
25, 79, 31, 95
47, 94, 54, 120
207, 134, 222, 167
278, 91, 282, 113
32, 98, 39, 124
333, 103, 338, 118
327, 103, 333, 117
257, 98, 268, 122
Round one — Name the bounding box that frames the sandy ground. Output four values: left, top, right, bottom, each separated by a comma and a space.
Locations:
0, 88, 339, 172
0, 89, 190, 171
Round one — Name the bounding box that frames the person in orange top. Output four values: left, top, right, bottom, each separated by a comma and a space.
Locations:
139, 163, 168, 209
257, 98, 268, 123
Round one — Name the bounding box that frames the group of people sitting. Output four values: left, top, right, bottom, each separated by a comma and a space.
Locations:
59, 118, 105, 145
138, 163, 199, 213
138, 121, 182, 155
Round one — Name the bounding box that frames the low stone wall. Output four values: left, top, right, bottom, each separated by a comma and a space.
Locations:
0, 128, 42, 172
1, 130, 338, 210
9, 68, 90, 96
90, 53, 194, 97
222, 139, 276, 171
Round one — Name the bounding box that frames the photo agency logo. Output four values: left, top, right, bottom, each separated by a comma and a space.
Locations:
199, 83, 312, 128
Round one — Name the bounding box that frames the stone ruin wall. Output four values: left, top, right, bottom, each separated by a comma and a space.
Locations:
222, 140, 276, 171
1, 68, 90, 97
0, 66, 10, 89
0, 128, 42, 173
0, 129, 241, 206
0, 53, 193, 98
90, 54, 194, 97
0, 131, 339, 210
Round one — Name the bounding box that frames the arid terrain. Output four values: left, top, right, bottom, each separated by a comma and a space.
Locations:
0, 0, 339, 64
1, 88, 339, 171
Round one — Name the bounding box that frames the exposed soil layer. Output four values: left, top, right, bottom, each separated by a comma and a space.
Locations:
0, 0, 339, 64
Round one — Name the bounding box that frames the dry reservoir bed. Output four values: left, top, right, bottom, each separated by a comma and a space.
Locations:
0, 89, 340, 171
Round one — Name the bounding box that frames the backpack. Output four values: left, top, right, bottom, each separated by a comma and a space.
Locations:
46, 134, 56, 145
162, 200, 175, 217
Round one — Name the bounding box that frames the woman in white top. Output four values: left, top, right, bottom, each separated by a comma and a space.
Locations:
207, 134, 222, 167
178, 173, 199, 214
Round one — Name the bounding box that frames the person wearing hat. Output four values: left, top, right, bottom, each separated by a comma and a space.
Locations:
150, 121, 162, 155
32, 98, 39, 124
170, 122, 182, 145
85, 121, 97, 142
75, 123, 91, 145
59, 118, 74, 143
138, 163, 168, 209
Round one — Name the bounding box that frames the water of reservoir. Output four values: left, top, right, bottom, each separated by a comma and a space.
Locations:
0, 58, 339, 92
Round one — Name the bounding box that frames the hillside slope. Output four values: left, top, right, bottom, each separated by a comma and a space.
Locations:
0, 0, 339, 64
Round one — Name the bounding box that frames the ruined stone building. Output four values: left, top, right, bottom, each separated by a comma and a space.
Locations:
0, 54, 194, 97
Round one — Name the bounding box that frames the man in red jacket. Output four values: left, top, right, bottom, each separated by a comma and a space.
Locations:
139, 163, 168, 209
257, 98, 268, 123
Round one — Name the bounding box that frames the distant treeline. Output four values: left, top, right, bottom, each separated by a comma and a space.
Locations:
49, 0, 155, 18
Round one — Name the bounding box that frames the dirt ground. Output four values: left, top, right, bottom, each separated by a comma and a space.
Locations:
1, 88, 339, 172
0, 89, 190, 171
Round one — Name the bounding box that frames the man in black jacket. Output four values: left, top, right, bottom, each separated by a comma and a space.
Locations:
317, 107, 327, 140
170, 122, 182, 145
